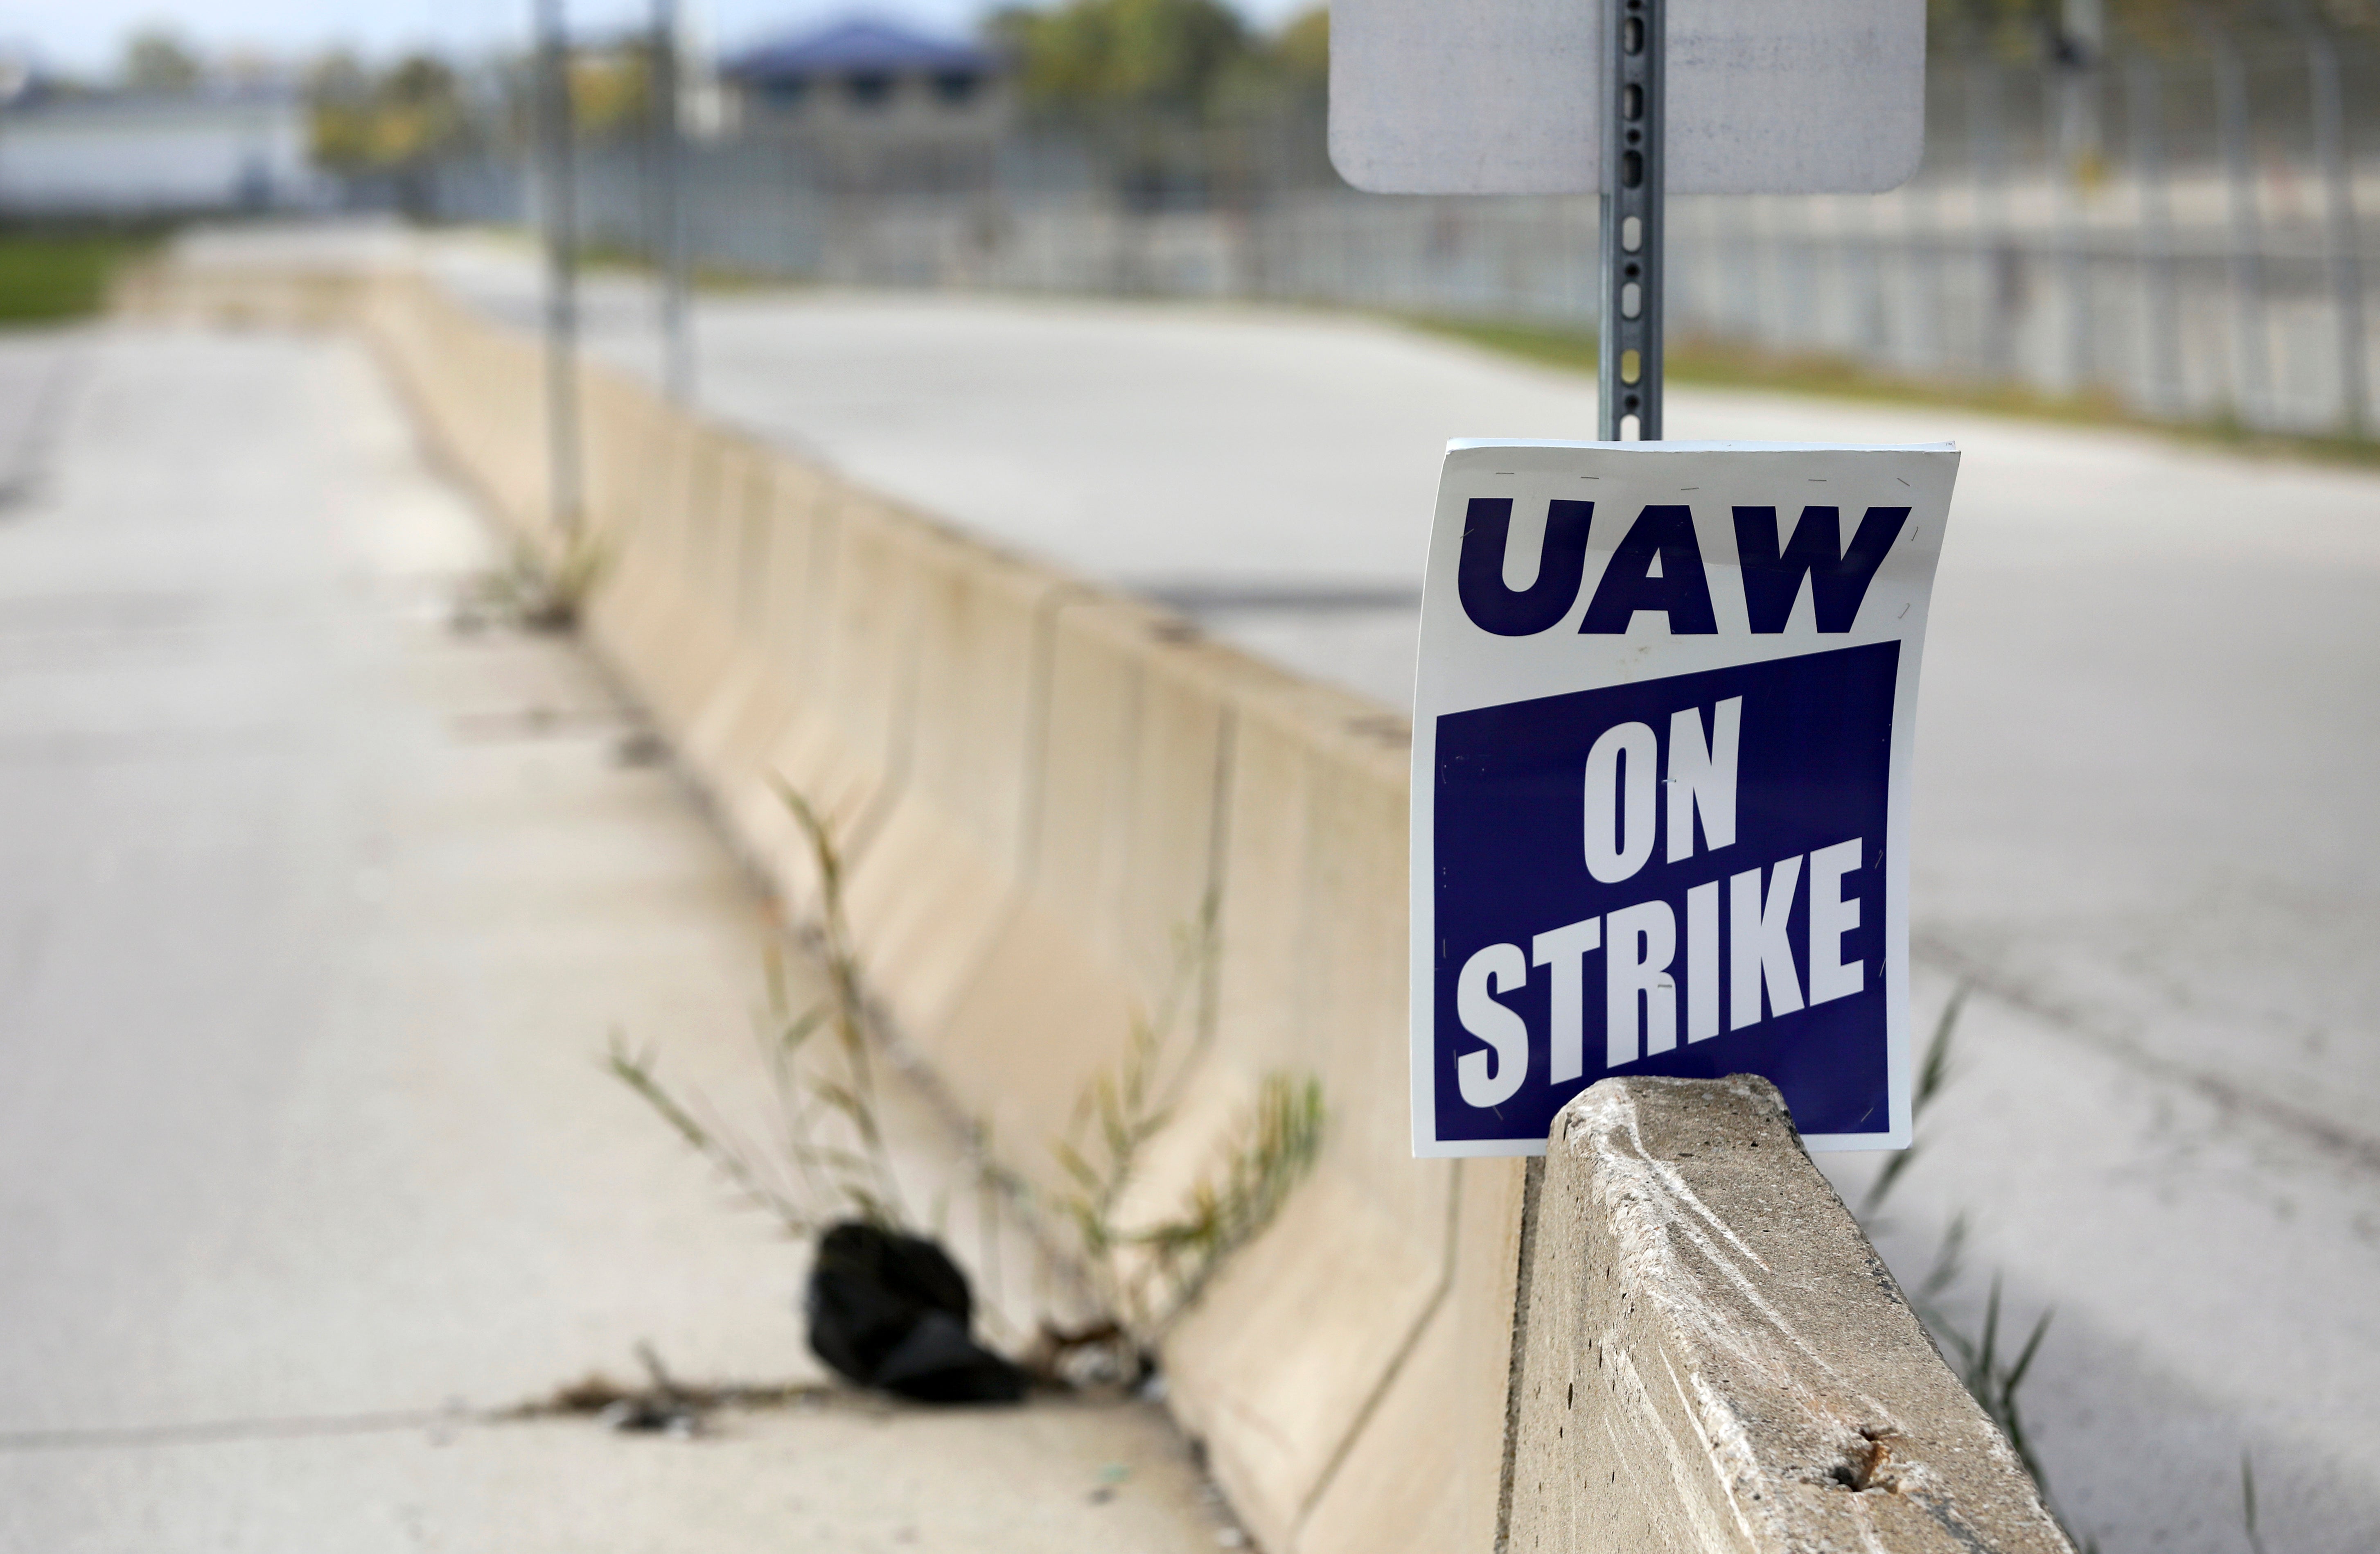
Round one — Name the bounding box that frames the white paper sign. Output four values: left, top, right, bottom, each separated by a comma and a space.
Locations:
1331, 0, 1927, 196
1410, 440, 1957, 1156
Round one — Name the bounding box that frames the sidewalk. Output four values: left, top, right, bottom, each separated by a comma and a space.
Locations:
0, 321, 1232, 1551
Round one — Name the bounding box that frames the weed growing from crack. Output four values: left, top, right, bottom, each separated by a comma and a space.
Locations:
608, 784, 909, 1235
1037, 900, 1326, 1345
608, 788, 1322, 1382
456, 533, 612, 635
1126, 1067, 1325, 1328
1860, 987, 2076, 1544
2241, 1452, 2269, 1554
1048, 911, 1209, 1269
1934, 1275, 2056, 1493
1865, 993, 2303, 1554
1861, 983, 1964, 1221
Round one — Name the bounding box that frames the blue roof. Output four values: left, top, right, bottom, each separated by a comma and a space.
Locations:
721, 18, 995, 81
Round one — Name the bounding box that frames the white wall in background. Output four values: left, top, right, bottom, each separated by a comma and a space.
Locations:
0, 93, 321, 215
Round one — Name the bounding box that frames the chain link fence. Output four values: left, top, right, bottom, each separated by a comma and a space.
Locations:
417, 27, 2380, 438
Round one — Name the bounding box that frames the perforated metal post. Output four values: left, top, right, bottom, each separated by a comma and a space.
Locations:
1598, 0, 1664, 441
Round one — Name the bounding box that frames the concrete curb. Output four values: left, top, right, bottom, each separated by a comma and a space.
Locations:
1510, 1076, 2075, 1554
129, 257, 2067, 1554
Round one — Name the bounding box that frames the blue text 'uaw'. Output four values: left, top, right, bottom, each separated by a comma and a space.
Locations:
1456, 500, 1910, 637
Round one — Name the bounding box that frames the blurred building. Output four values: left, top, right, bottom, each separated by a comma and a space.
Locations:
718, 18, 1006, 193
0, 82, 320, 217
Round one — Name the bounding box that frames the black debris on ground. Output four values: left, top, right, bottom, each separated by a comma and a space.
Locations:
805, 1220, 1031, 1404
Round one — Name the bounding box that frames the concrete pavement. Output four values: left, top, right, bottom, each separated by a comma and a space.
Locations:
0, 320, 1235, 1551
0, 335, 77, 506
405, 247, 2380, 1554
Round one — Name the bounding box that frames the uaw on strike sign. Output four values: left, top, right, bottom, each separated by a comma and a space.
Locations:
1410, 441, 1957, 1156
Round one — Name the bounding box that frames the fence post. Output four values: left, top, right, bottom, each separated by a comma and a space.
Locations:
1906, 170, 1946, 375
1970, 55, 2014, 383
2297, 16, 2369, 438
532, 0, 584, 542
2050, 50, 2098, 398
2126, 51, 2184, 418
2201, 19, 2270, 429
647, 0, 695, 407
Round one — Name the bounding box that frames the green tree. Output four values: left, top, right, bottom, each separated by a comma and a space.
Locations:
122, 27, 200, 91
1272, 6, 1326, 89
568, 45, 652, 139
307, 51, 470, 172
990, 0, 1252, 119
1207, 5, 1325, 120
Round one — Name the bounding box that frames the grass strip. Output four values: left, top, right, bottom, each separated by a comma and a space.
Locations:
0, 231, 161, 324
1405, 313, 2380, 471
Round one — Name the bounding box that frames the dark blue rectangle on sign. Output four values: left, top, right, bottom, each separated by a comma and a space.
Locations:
1432, 641, 1898, 1144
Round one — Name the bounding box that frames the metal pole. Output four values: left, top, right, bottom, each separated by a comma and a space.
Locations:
1854, 193, 1887, 359
2051, 57, 2095, 396
2056, 3, 2107, 397
650, 0, 695, 405
2201, 19, 2269, 427
2126, 52, 2182, 418
1907, 165, 1944, 373
1598, 0, 1663, 441
535, 0, 583, 540
2298, 16, 2368, 437
1970, 56, 2010, 381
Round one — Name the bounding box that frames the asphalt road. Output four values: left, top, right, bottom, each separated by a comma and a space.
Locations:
410, 243, 2380, 1554
0, 321, 1229, 1552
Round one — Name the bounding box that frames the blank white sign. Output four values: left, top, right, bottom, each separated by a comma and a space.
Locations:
1330, 0, 1926, 196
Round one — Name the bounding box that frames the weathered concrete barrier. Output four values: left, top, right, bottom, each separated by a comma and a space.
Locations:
128, 247, 2071, 1554
1510, 1076, 2075, 1554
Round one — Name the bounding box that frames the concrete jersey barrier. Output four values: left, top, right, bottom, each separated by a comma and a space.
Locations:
126, 250, 2072, 1554
1510, 1075, 2075, 1554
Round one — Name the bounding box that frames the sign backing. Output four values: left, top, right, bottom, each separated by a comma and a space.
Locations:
1410, 440, 1956, 1156
1331, 0, 1925, 196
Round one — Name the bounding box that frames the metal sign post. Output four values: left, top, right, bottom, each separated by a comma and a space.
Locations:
650, 0, 695, 407
1334, 0, 1922, 441
1597, 0, 1663, 441
1331, 0, 1952, 1160
534, 0, 584, 540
